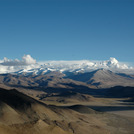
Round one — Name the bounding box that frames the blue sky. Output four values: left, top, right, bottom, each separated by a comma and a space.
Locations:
0, 0, 134, 63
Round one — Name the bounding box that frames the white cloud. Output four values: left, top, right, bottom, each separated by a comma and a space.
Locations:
0, 56, 133, 74
22, 55, 36, 65
0, 55, 36, 66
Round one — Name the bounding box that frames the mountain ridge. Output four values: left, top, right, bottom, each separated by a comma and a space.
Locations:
0, 57, 134, 75
0, 69, 134, 90
66, 69, 134, 88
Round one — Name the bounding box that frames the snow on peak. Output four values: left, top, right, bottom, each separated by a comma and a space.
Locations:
106, 57, 129, 69
0, 55, 133, 74
109, 57, 119, 65
106, 57, 119, 68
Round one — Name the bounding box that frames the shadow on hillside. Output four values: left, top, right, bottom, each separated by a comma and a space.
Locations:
60, 105, 134, 112
86, 105, 134, 112
4, 84, 134, 99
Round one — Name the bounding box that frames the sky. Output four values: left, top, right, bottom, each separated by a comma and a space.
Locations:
0, 0, 134, 63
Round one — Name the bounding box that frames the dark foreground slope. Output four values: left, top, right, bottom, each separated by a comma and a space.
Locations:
0, 88, 109, 134
0, 88, 134, 134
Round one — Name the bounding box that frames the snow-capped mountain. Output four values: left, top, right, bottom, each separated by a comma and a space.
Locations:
0, 55, 133, 75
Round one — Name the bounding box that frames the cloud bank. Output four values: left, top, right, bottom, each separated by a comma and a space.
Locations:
0, 55, 133, 74
0, 55, 36, 66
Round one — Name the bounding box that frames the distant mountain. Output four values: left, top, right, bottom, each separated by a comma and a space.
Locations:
0, 72, 92, 94
66, 69, 134, 88
0, 69, 134, 91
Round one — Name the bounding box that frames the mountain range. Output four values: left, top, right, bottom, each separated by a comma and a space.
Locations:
0, 57, 134, 134
0, 69, 134, 91
0, 57, 134, 75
